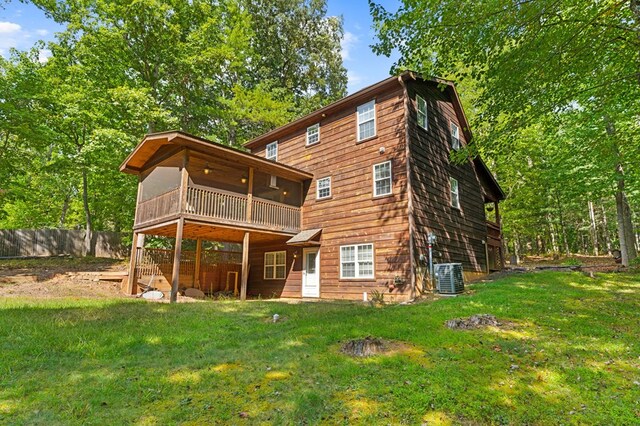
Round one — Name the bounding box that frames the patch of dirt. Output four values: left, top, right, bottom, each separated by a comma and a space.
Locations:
445, 314, 507, 330
341, 337, 388, 357
0, 260, 126, 299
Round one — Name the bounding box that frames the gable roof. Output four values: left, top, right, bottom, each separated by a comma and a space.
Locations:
120, 130, 313, 182
243, 71, 473, 149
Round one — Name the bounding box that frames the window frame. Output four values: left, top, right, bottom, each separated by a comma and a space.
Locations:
450, 177, 460, 209
306, 123, 320, 146
450, 122, 460, 151
266, 141, 278, 161
340, 243, 375, 279
373, 160, 393, 197
316, 176, 331, 200
356, 100, 376, 141
417, 95, 428, 130
264, 250, 286, 280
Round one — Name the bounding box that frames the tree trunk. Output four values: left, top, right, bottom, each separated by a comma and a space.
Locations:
601, 204, 612, 254
588, 201, 599, 256
59, 194, 70, 228
82, 167, 94, 256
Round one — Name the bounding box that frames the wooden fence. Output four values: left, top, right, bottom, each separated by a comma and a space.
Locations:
0, 229, 128, 259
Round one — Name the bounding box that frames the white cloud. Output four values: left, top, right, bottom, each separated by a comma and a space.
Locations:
0, 21, 22, 34
340, 31, 358, 61
347, 70, 364, 93
36, 29, 48, 36
38, 49, 52, 63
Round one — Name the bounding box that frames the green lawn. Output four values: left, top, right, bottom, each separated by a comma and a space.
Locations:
1, 272, 638, 425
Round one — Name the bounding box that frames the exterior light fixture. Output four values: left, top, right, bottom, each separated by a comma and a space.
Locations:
204, 164, 212, 175
241, 177, 248, 184
283, 190, 288, 196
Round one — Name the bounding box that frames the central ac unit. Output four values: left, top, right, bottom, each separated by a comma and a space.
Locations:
434, 263, 464, 294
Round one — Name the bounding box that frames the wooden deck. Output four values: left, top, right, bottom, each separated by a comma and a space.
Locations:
134, 184, 301, 234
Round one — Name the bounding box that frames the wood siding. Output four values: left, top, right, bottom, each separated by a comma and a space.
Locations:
250, 85, 411, 300
406, 81, 488, 280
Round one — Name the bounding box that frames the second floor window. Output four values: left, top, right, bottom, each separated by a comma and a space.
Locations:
417, 95, 428, 129
317, 176, 331, 199
306, 124, 320, 145
450, 123, 460, 151
357, 100, 376, 141
373, 161, 392, 197
450, 177, 460, 209
266, 141, 278, 161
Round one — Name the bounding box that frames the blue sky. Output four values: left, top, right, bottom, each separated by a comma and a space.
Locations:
0, 0, 401, 93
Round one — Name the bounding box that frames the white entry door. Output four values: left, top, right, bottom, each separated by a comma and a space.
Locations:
302, 248, 320, 298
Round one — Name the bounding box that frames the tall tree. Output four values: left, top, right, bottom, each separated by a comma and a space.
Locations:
372, 0, 639, 264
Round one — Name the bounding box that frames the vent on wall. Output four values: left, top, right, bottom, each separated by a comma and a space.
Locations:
434, 263, 464, 294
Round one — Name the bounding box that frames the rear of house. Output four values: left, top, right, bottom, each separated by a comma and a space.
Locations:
122, 73, 504, 301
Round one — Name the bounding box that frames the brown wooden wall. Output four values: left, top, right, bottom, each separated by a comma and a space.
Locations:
250, 85, 411, 300
406, 80, 488, 277
246, 238, 302, 298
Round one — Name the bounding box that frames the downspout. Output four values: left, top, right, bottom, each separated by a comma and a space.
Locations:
398, 75, 417, 299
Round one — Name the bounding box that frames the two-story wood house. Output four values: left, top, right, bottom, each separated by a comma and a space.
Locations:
121, 72, 504, 302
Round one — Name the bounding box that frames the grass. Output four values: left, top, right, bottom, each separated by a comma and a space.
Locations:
1, 271, 639, 425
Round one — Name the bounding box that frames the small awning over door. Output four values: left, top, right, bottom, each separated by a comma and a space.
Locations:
286, 228, 322, 246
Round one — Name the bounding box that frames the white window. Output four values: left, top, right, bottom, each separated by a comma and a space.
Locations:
357, 100, 376, 141
450, 177, 460, 209
306, 123, 320, 145
266, 141, 278, 161
373, 161, 392, 197
264, 251, 286, 279
340, 244, 374, 279
317, 177, 331, 199
450, 122, 460, 150
269, 175, 278, 189
417, 95, 428, 130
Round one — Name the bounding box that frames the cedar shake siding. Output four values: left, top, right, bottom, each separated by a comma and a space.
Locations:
406, 80, 489, 278
248, 84, 411, 300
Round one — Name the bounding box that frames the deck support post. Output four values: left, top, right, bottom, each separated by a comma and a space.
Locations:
246, 167, 254, 222
170, 218, 185, 303
240, 231, 250, 301
127, 231, 140, 295
194, 238, 202, 289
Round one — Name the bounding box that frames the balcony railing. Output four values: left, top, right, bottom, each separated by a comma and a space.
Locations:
134, 185, 301, 233
135, 188, 180, 225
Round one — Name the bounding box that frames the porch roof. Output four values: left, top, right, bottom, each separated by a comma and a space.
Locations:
120, 131, 314, 182
286, 228, 322, 246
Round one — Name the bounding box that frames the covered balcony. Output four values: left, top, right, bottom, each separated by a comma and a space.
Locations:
120, 131, 313, 301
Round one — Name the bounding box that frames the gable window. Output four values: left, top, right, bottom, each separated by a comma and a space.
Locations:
417, 95, 428, 130
450, 177, 460, 209
317, 176, 331, 199
373, 161, 392, 197
340, 244, 374, 279
266, 141, 278, 161
306, 123, 320, 145
357, 100, 376, 141
264, 251, 286, 279
450, 123, 460, 150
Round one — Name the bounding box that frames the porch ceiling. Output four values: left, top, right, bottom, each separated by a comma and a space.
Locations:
137, 220, 289, 244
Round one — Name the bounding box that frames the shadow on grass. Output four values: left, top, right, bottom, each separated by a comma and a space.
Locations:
0, 271, 638, 424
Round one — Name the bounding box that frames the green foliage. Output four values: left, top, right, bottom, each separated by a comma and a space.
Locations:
561, 257, 582, 267
0, 271, 638, 423
368, 289, 386, 306
371, 0, 639, 260
0, 0, 346, 232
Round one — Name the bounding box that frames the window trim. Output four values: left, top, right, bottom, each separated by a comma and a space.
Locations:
306, 123, 320, 146
450, 122, 460, 151
450, 177, 460, 209
340, 243, 375, 279
373, 160, 393, 197
264, 250, 286, 280
316, 176, 331, 200
266, 141, 278, 161
356, 100, 376, 142
417, 95, 428, 130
